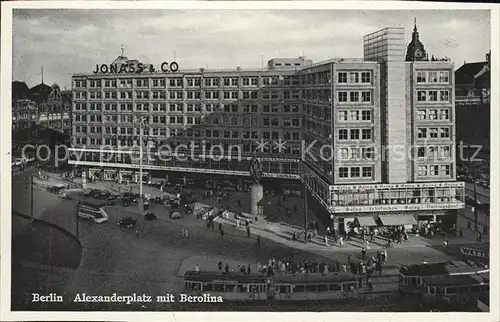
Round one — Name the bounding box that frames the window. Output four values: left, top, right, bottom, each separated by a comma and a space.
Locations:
428, 72, 438, 83
339, 129, 348, 140
338, 92, 348, 102
417, 91, 427, 102
417, 110, 427, 120
428, 109, 438, 120
417, 147, 426, 158
340, 148, 349, 159
362, 167, 372, 178
440, 128, 450, 138
416, 71, 426, 83
439, 71, 449, 83
349, 72, 359, 83
361, 110, 371, 121
339, 167, 348, 178
339, 111, 348, 121
350, 92, 359, 102
429, 128, 439, 138
441, 146, 451, 158
440, 90, 449, 102
338, 72, 347, 83
350, 129, 360, 140
418, 165, 427, 176
417, 128, 427, 139
349, 111, 359, 121
362, 129, 372, 140
431, 165, 439, 176
439, 109, 449, 120
350, 167, 360, 178
429, 91, 438, 102
441, 165, 451, 176
361, 91, 371, 102
361, 72, 371, 83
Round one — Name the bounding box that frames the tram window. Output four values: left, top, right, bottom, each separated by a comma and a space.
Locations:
399, 274, 403, 283
260, 285, 266, 293
317, 284, 328, 292
446, 287, 457, 294
237, 284, 247, 292
306, 284, 317, 292
458, 286, 469, 294
480, 285, 489, 292
294, 285, 305, 292
226, 284, 236, 292
429, 287, 435, 295
214, 284, 225, 292
279, 285, 287, 293
203, 283, 214, 291
411, 277, 418, 286
436, 287, 444, 295
470, 286, 480, 292
329, 284, 342, 291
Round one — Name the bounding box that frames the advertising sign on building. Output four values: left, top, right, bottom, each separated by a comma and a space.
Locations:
460, 247, 489, 259
330, 182, 465, 191
331, 202, 465, 213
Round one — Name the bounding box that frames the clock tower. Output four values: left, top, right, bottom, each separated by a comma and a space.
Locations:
405, 18, 429, 62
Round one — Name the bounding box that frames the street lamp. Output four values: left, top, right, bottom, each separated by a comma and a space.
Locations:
135, 116, 151, 213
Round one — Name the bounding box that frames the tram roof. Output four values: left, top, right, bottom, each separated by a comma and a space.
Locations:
423, 273, 489, 287
400, 261, 487, 276
273, 272, 357, 284
77, 197, 109, 207
184, 271, 268, 284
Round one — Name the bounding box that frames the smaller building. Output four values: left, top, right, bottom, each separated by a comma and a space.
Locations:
268, 57, 312, 70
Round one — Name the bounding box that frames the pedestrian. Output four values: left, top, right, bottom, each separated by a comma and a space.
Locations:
236, 219, 240, 228
220, 228, 225, 241
224, 263, 229, 273
135, 228, 140, 237
218, 261, 223, 271
185, 228, 189, 239
368, 278, 373, 291
383, 250, 388, 263
257, 236, 261, 249
358, 276, 363, 288
238, 199, 241, 208
467, 221, 472, 231
324, 235, 328, 246
477, 232, 482, 242
218, 223, 223, 233
257, 262, 262, 272
339, 236, 343, 246
460, 228, 464, 237
211, 220, 215, 231
376, 261, 382, 276
246, 226, 251, 238
195, 264, 200, 272
292, 231, 297, 241
361, 247, 367, 260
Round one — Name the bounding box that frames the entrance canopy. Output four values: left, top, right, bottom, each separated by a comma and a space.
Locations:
379, 215, 416, 226
355, 216, 377, 227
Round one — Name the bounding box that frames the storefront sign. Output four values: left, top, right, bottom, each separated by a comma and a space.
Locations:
93, 61, 179, 74
331, 202, 465, 213
460, 247, 489, 259
330, 182, 464, 191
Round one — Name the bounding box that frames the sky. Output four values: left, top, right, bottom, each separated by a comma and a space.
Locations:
12, 9, 491, 89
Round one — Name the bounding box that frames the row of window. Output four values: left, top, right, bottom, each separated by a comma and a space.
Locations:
416, 109, 450, 121
338, 71, 372, 84
339, 166, 373, 179
75, 90, 302, 101
417, 90, 450, 103
417, 164, 452, 176
416, 71, 450, 84
75, 76, 302, 89
338, 128, 373, 141
338, 110, 372, 122
338, 91, 372, 103
338, 147, 374, 160
417, 127, 451, 139
417, 145, 452, 158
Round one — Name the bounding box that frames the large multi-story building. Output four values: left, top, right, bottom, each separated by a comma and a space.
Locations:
69, 24, 465, 233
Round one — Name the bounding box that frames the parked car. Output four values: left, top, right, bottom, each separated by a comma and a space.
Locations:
118, 216, 137, 228
145, 212, 157, 220
170, 211, 181, 219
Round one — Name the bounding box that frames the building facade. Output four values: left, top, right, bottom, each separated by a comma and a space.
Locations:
69, 25, 465, 232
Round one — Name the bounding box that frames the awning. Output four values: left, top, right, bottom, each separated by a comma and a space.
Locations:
355, 216, 377, 227
379, 215, 417, 226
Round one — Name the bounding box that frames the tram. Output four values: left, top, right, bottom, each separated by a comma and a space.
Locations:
420, 273, 489, 309
183, 271, 359, 302
398, 260, 488, 294
272, 272, 359, 301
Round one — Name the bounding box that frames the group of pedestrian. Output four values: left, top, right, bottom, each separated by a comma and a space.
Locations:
181, 228, 189, 239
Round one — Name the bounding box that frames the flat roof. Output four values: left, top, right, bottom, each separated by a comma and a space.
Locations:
423, 273, 489, 286
401, 261, 487, 277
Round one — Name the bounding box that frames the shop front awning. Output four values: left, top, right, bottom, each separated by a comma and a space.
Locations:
355, 216, 377, 227
379, 215, 417, 226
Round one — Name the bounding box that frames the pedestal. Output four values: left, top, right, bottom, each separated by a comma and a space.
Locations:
250, 184, 264, 217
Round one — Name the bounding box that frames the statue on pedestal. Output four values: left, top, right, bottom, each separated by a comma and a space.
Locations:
249, 151, 263, 184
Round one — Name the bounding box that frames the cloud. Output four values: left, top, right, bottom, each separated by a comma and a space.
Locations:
12, 9, 491, 88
